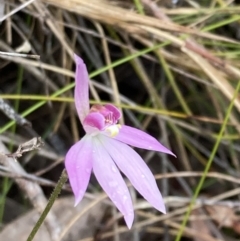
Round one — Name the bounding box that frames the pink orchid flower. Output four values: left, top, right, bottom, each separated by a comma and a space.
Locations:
65, 54, 176, 228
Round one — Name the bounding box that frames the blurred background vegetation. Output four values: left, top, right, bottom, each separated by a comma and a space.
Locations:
0, 0, 240, 240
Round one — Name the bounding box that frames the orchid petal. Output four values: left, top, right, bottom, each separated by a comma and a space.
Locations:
74, 54, 90, 123
83, 112, 105, 132
92, 137, 134, 228
114, 125, 176, 157
65, 136, 93, 206
99, 135, 166, 213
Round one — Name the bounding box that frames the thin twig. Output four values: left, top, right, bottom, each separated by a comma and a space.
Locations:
0, 141, 61, 241
0, 51, 40, 59
0, 0, 37, 22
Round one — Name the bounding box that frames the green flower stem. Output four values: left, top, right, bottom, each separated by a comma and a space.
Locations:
175, 79, 240, 241
26, 169, 68, 241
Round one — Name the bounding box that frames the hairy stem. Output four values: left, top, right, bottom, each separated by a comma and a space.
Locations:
26, 169, 68, 241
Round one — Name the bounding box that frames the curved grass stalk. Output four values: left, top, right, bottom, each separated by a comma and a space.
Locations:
174, 79, 240, 241
0, 42, 169, 134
